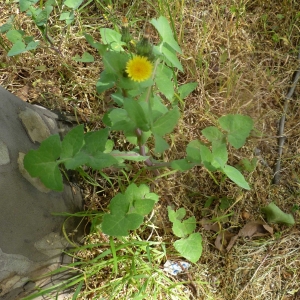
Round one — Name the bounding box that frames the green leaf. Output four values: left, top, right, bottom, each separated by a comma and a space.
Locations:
6, 30, 24, 43
60, 125, 84, 160
152, 107, 180, 136
174, 233, 202, 263
96, 71, 117, 93
186, 140, 202, 162
7, 41, 27, 57
150, 16, 181, 53
0, 23, 12, 34
178, 82, 197, 99
155, 64, 174, 101
23, 134, 63, 191
124, 98, 149, 131
19, 0, 38, 12
102, 213, 143, 236
65, 129, 117, 170
84, 33, 107, 55
154, 134, 169, 153
26, 41, 39, 51
161, 43, 183, 71
73, 52, 94, 62
211, 142, 228, 168
151, 95, 168, 121
168, 206, 186, 222
199, 144, 217, 171
103, 51, 128, 75
172, 216, 196, 238
111, 151, 149, 162
63, 0, 83, 9
202, 126, 225, 143
219, 114, 253, 149
221, 165, 250, 190
59, 11, 74, 25
102, 193, 144, 236
100, 28, 125, 51
170, 159, 195, 171
119, 184, 159, 216
261, 202, 295, 225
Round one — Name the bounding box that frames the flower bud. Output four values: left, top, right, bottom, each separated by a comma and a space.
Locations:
121, 17, 132, 44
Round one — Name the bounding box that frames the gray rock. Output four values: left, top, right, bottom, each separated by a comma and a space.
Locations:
0, 86, 84, 299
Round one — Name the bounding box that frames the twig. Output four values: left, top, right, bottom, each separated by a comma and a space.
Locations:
273, 48, 300, 184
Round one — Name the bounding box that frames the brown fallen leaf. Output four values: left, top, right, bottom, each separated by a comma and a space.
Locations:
200, 218, 221, 232
238, 221, 273, 238
215, 231, 236, 252
16, 85, 29, 101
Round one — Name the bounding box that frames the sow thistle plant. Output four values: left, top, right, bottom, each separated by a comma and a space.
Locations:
24, 16, 254, 265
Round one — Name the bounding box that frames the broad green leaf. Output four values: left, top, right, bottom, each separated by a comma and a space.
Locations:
124, 98, 149, 131
60, 125, 84, 160
63, 0, 84, 9
125, 183, 158, 203
0, 23, 12, 34
155, 64, 174, 101
150, 16, 181, 53
151, 95, 168, 121
219, 114, 253, 149
23, 134, 63, 191
174, 233, 202, 263
59, 10, 75, 25
170, 159, 195, 171
211, 142, 228, 168
178, 82, 197, 99
168, 206, 186, 222
67, 151, 117, 170
59, 11, 74, 25
65, 129, 117, 170
186, 140, 202, 162
109, 193, 129, 215
102, 193, 144, 236
154, 134, 169, 153
100, 28, 125, 51
84, 34, 107, 55
221, 165, 250, 190
19, 0, 38, 12
172, 216, 196, 238
26, 41, 39, 51
7, 41, 27, 56
102, 213, 143, 236
152, 107, 180, 136
161, 43, 183, 71
262, 202, 295, 225
103, 51, 128, 75
96, 71, 117, 93
131, 198, 156, 216
202, 126, 225, 143
200, 144, 217, 171
6, 30, 24, 43
73, 52, 94, 62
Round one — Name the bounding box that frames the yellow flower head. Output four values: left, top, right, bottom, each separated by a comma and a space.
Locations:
126, 56, 153, 82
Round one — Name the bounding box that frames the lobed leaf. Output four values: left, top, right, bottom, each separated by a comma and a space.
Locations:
23, 134, 63, 191
174, 233, 203, 263
219, 114, 253, 149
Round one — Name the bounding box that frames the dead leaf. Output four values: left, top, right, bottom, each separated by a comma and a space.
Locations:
200, 218, 221, 232
16, 85, 29, 101
238, 221, 273, 238
215, 231, 236, 252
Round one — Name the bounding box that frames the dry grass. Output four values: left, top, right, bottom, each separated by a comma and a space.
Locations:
1, 0, 300, 299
